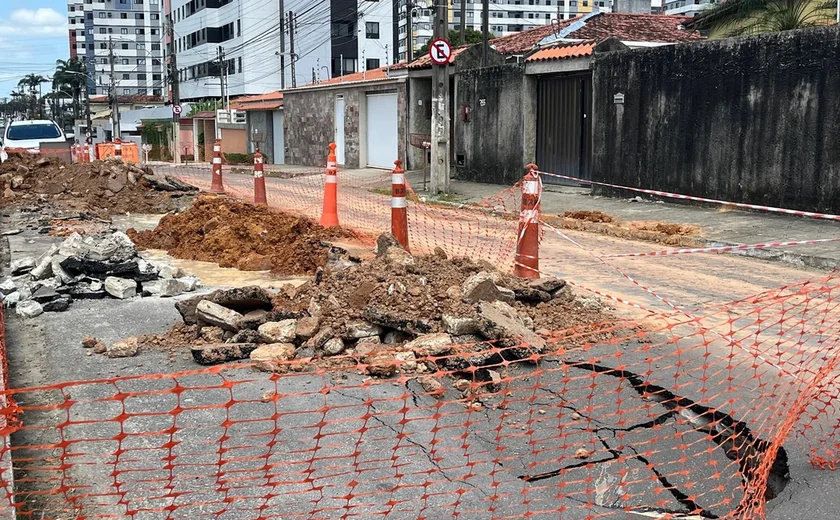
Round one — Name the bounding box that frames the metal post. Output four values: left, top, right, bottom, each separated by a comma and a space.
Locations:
482, 0, 489, 67
170, 22, 182, 164
460, 0, 466, 44
279, 0, 286, 89
109, 37, 121, 140
430, 1, 451, 194
406, 3, 413, 62
289, 11, 296, 88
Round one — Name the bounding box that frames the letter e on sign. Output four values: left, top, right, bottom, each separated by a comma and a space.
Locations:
429, 38, 452, 66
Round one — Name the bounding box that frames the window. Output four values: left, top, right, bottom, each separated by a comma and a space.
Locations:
153, 88, 162, 96
150, 0, 158, 4
366, 58, 380, 70
153, 74, 161, 80
137, 58, 146, 65
123, 74, 130, 80
86, 13, 93, 19
121, 13, 127, 19
137, 73, 146, 80
528, 13, 534, 18
583, 0, 588, 5
134, 0, 143, 3
99, 28, 106, 33
570, 1, 576, 5
100, 43, 107, 49
122, 43, 129, 49
237, 20, 241, 36
545, 13, 550, 17
121, 28, 128, 34
151, 43, 161, 50
237, 57, 242, 73
7, 123, 61, 141
103, 58, 110, 64
99, 12, 106, 18
151, 13, 159, 20
366, 21, 379, 39
123, 89, 131, 95
135, 13, 144, 19
136, 28, 145, 34
122, 59, 129, 64
152, 59, 161, 65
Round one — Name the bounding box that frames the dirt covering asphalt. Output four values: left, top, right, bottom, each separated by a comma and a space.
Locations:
128, 195, 360, 275
0, 154, 196, 217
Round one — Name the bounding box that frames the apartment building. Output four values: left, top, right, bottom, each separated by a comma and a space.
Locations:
170, 0, 397, 101
67, 0, 166, 98
662, 0, 710, 17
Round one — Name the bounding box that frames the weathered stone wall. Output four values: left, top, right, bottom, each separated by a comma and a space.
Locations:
455, 64, 526, 185
592, 27, 840, 212
283, 81, 407, 168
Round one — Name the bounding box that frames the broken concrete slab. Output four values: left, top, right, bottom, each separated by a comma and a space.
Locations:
0, 279, 16, 296
461, 271, 514, 304
158, 265, 184, 279
228, 329, 261, 344
513, 287, 553, 303
142, 278, 187, 297
237, 309, 269, 330
477, 301, 546, 358
442, 314, 480, 335
258, 320, 297, 343
107, 337, 138, 358
66, 281, 107, 299
366, 351, 397, 377
200, 326, 225, 343
191, 343, 258, 365
306, 327, 335, 350
342, 320, 384, 339
364, 305, 433, 335
135, 259, 160, 282
250, 343, 296, 372
10, 257, 35, 275
196, 300, 244, 332
176, 286, 272, 325
176, 276, 201, 292
322, 337, 346, 356
50, 257, 74, 285
295, 317, 320, 340
30, 286, 60, 304
374, 233, 402, 257
527, 277, 565, 294
2, 292, 20, 307
104, 277, 137, 299
29, 245, 58, 280
406, 333, 453, 357
15, 300, 43, 318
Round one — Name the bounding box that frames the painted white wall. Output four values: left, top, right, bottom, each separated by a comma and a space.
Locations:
358, 0, 396, 70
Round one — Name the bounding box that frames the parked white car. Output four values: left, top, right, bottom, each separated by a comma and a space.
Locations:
0, 120, 67, 162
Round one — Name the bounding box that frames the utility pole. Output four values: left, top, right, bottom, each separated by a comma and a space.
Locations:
288, 11, 296, 88
482, 0, 489, 67
279, 0, 286, 89
430, 0, 450, 194
168, 20, 182, 163
460, 0, 466, 44
405, 3, 413, 63
109, 37, 121, 139
85, 89, 92, 146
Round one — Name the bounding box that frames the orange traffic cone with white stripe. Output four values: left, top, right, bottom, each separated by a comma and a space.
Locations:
320, 143, 339, 227
253, 146, 267, 205
114, 137, 122, 161
514, 163, 541, 279
210, 139, 225, 193
391, 159, 409, 250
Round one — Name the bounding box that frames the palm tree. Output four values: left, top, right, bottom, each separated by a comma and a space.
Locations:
53, 58, 87, 121
18, 74, 48, 119
690, 0, 837, 37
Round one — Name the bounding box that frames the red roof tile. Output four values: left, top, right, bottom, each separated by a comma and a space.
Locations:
230, 91, 283, 111
525, 40, 597, 62
287, 65, 405, 91
492, 13, 702, 56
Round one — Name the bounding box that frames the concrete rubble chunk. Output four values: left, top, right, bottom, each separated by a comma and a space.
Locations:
81, 336, 99, 348
406, 333, 454, 357
158, 265, 185, 279
366, 351, 398, 377
553, 285, 574, 303
364, 305, 432, 335
442, 314, 480, 335
477, 301, 546, 359
176, 276, 201, 292
528, 277, 565, 294
30, 245, 58, 280
104, 276, 137, 299
251, 343, 296, 372
135, 259, 160, 281
325, 245, 361, 273
258, 320, 297, 343
2, 292, 20, 307
196, 300, 244, 332
342, 320, 384, 339
514, 287, 553, 303
295, 317, 321, 340
419, 376, 444, 395
322, 337, 346, 356
200, 326, 225, 343
0, 279, 16, 296
229, 329, 261, 344
486, 369, 503, 392
306, 327, 335, 350
461, 271, 514, 304
176, 286, 272, 325
354, 338, 382, 357
10, 257, 35, 275
395, 351, 418, 371
67, 281, 107, 299
15, 300, 43, 318
107, 337, 139, 358
191, 343, 257, 365
31, 286, 60, 303
143, 278, 187, 297
374, 233, 401, 257
237, 309, 269, 330
50, 257, 74, 284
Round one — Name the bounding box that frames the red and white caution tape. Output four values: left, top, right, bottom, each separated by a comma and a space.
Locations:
538, 170, 840, 222
600, 237, 840, 259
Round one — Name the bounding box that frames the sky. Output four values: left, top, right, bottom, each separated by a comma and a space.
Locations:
0, 0, 70, 100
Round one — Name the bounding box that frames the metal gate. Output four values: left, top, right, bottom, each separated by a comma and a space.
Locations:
536, 73, 592, 184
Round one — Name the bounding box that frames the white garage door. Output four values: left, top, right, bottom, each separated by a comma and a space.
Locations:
366, 92, 398, 169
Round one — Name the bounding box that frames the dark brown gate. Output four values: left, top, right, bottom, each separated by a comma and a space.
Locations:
536, 73, 592, 184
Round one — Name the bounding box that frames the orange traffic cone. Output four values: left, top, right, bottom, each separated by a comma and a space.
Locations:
253, 147, 267, 205
391, 159, 409, 250
210, 139, 225, 193
514, 163, 541, 279
114, 137, 122, 161
320, 143, 339, 227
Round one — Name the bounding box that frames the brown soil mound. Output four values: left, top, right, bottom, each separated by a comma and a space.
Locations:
0, 154, 195, 216
127, 196, 358, 275
563, 210, 615, 223
627, 221, 701, 237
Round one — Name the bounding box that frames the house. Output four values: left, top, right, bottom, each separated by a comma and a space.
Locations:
406, 11, 705, 185
281, 65, 409, 169
230, 92, 285, 165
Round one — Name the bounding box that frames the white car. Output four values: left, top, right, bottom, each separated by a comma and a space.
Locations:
0, 120, 67, 162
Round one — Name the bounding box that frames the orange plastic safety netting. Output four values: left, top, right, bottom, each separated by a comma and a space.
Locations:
2, 272, 840, 518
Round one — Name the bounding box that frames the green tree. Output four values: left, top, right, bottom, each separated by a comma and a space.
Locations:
417, 28, 494, 58
18, 73, 48, 119
690, 0, 837, 37
53, 58, 88, 121
188, 98, 222, 117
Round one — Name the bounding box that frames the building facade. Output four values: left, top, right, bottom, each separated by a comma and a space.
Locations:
67, 0, 166, 98
169, 0, 397, 101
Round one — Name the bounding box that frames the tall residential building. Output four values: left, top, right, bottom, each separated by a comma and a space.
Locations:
662, 0, 709, 17
67, 0, 166, 98
170, 0, 397, 101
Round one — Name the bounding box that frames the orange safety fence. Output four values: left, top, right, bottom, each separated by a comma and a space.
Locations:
3, 274, 840, 518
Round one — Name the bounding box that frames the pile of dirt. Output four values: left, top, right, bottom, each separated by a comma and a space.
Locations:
548, 210, 702, 245
0, 154, 196, 216
627, 221, 701, 237
127, 195, 359, 275
563, 210, 615, 223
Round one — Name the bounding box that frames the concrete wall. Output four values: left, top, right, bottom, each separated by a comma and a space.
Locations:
220, 126, 247, 155
455, 64, 527, 186
593, 27, 840, 213
283, 81, 407, 168
246, 111, 275, 163
407, 77, 432, 171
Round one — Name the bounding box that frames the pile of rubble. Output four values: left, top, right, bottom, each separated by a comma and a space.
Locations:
124, 234, 612, 380
1, 231, 201, 318
128, 195, 359, 275
0, 155, 197, 216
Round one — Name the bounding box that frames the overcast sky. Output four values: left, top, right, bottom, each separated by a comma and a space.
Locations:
0, 1, 70, 100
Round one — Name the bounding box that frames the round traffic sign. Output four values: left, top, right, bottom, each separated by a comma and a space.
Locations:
172, 104, 183, 115
429, 38, 452, 66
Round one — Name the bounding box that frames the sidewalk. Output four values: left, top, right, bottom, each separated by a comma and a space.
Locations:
405, 171, 840, 270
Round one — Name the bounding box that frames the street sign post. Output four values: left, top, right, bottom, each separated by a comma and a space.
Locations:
172, 104, 183, 116
429, 38, 452, 66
